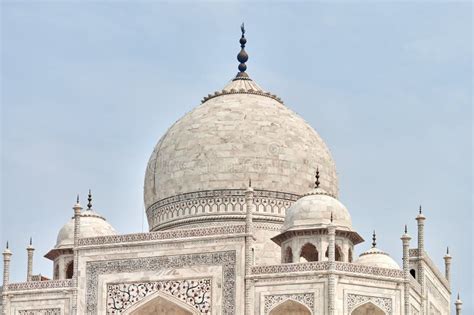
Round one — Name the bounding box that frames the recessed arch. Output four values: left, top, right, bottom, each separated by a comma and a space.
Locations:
269, 299, 312, 315
123, 291, 200, 315
300, 243, 319, 262
410, 269, 416, 279
351, 301, 386, 315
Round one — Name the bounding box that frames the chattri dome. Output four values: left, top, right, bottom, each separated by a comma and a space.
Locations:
55, 209, 117, 249
282, 187, 352, 233
355, 247, 400, 270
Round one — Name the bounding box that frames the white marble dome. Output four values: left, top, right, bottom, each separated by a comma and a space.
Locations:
282, 187, 352, 232
55, 210, 117, 249
355, 247, 400, 269
144, 77, 339, 212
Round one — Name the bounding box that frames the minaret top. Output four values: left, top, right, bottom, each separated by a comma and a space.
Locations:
416, 205, 426, 220
235, 23, 249, 79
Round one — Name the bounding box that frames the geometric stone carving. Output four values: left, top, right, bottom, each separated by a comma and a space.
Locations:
264, 293, 314, 314
85, 250, 236, 315
18, 309, 61, 315
347, 293, 392, 314
106, 279, 211, 314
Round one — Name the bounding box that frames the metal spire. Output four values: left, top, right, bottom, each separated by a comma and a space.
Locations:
404, 224, 408, 234
315, 167, 320, 188
419, 205, 422, 214
29, 237, 32, 246
372, 230, 377, 248
236, 23, 249, 78
87, 189, 92, 210
249, 178, 252, 188
6, 241, 9, 249
76, 194, 80, 204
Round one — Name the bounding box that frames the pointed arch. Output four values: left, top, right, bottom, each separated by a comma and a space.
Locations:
300, 243, 319, 262
351, 301, 386, 315
123, 291, 199, 315
269, 299, 312, 315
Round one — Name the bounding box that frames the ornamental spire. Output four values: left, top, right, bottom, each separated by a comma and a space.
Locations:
315, 167, 320, 189
236, 23, 249, 79
372, 230, 377, 248
87, 189, 92, 210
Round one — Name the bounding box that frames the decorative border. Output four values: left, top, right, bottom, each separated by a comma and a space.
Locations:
346, 293, 392, 314
201, 88, 284, 105
146, 189, 299, 231
107, 278, 211, 314
18, 309, 61, 315
79, 225, 245, 246
7, 279, 72, 291
85, 250, 236, 315
251, 261, 403, 279
264, 293, 314, 314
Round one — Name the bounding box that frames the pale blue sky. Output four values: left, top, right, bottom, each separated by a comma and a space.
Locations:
1, 1, 472, 312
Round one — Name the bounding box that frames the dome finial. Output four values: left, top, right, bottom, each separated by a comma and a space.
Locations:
6, 241, 9, 249
372, 230, 377, 248
29, 237, 32, 246
419, 205, 422, 214
315, 167, 320, 188
404, 224, 408, 234
87, 189, 92, 210
248, 178, 252, 188
236, 23, 249, 79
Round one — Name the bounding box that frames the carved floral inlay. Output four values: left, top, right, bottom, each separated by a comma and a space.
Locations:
264, 293, 314, 314
86, 251, 236, 315
347, 293, 392, 314
107, 279, 211, 314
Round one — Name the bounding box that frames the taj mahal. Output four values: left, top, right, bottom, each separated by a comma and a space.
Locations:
0, 25, 464, 315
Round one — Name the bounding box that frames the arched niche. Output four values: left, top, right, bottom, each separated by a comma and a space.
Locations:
269, 299, 312, 315
300, 243, 318, 262
123, 292, 199, 315
351, 301, 386, 315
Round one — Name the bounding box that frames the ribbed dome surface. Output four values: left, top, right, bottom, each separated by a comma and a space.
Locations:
144, 77, 338, 214
55, 210, 117, 249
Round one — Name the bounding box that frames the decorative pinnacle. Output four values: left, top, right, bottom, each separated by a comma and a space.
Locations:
315, 167, 320, 189
236, 23, 248, 76
249, 178, 252, 188
447, 246, 449, 255
6, 241, 9, 249
419, 205, 422, 214
76, 194, 80, 204
372, 230, 377, 248
87, 189, 92, 210
29, 237, 32, 246
330, 212, 333, 223
404, 225, 408, 234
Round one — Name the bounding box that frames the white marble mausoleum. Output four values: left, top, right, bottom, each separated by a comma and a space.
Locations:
0, 25, 464, 315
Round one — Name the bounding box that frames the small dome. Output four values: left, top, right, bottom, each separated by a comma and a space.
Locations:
355, 247, 400, 269
55, 210, 116, 249
282, 188, 352, 232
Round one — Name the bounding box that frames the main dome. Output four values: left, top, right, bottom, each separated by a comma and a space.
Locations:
144, 77, 338, 214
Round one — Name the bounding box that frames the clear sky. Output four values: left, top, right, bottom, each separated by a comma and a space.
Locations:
1, 1, 472, 313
